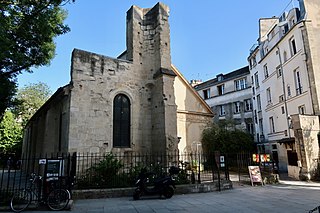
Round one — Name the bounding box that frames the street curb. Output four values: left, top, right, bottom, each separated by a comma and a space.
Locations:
72, 180, 233, 200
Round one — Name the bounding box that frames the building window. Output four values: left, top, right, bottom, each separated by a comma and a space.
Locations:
246, 123, 254, 134
281, 106, 285, 114
289, 17, 295, 27
277, 66, 282, 78
235, 78, 247, 91
113, 94, 131, 148
234, 102, 241, 114
264, 64, 269, 79
250, 57, 257, 68
254, 72, 259, 88
217, 75, 223, 81
287, 85, 291, 97
257, 94, 261, 111
287, 150, 298, 166
279, 95, 284, 103
269, 116, 275, 133
203, 89, 210, 99
217, 84, 224, 96
219, 105, 226, 116
290, 37, 297, 56
259, 118, 264, 135
244, 99, 252, 111
294, 69, 302, 95
254, 110, 257, 123
298, 105, 305, 115
266, 88, 272, 104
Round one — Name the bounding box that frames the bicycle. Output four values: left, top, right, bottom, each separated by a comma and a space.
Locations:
10, 173, 71, 212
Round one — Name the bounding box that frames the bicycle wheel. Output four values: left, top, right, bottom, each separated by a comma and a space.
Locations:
47, 189, 70, 211
10, 190, 32, 212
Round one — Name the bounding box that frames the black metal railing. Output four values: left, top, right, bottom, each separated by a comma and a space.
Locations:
73, 152, 229, 189
1, 151, 276, 206
0, 153, 75, 206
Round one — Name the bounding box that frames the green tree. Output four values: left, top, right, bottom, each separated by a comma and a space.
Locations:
0, 0, 74, 120
0, 110, 23, 155
13, 82, 51, 126
0, 77, 17, 120
201, 121, 255, 154
0, 82, 51, 155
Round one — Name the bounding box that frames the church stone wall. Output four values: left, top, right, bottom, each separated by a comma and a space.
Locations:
22, 86, 71, 157
68, 3, 179, 155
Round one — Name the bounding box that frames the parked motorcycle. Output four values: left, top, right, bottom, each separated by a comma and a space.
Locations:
133, 166, 180, 200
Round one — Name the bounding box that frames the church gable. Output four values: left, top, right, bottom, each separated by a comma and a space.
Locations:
172, 65, 213, 116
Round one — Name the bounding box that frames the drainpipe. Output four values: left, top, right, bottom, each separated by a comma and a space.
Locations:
276, 46, 291, 138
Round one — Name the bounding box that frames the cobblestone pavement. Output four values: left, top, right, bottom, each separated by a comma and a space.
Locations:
12, 180, 320, 213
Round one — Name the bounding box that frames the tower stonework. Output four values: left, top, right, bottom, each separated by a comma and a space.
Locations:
69, 2, 178, 155
126, 3, 178, 154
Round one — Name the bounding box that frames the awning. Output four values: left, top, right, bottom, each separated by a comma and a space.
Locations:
277, 137, 295, 145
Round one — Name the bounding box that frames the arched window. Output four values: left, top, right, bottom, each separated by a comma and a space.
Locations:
113, 94, 131, 148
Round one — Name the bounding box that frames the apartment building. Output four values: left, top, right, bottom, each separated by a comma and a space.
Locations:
248, 0, 320, 179
193, 66, 254, 133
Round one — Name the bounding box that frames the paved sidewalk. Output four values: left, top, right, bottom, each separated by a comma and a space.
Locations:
14, 180, 320, 213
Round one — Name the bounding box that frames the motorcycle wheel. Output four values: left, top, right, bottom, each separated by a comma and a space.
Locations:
163, 186, 174, 199
133, 189, 141, 200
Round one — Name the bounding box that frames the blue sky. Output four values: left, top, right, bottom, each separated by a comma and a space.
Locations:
17, 0, 298, 93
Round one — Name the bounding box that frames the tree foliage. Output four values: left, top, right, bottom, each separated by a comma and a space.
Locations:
0, 77, 17, 120
13, 82, 51, 126
201, 121, 255, 154
0, 82, 51, 155
0, 0, 74, 120
0, 110, 22, 155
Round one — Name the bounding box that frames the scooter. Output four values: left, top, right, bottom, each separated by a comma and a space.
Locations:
133, 166, 180, 200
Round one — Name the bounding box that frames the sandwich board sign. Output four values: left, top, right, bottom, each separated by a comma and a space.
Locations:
248, 166, 263, 186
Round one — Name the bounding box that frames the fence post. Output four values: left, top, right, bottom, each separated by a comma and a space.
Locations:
198, 152, 201, 184
217, 166, 221, 191
237, 153, 241, 182
211, 152, 215, 182
224, 153, 229, 180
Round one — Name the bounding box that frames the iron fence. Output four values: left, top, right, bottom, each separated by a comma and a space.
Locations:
1, 151, 276, 206
74, 152, 229, 189
0, 153, 75, 206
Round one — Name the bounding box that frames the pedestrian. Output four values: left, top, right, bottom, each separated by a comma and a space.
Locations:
7, 157, 12, 171
16, 159, 22, 170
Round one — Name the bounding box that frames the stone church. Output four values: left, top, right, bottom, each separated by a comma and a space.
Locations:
22, 3, 213, 157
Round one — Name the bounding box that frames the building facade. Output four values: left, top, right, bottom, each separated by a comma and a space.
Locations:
22, 3, 213, 158
193, 66, 254, 134
248, 0, 320, 179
